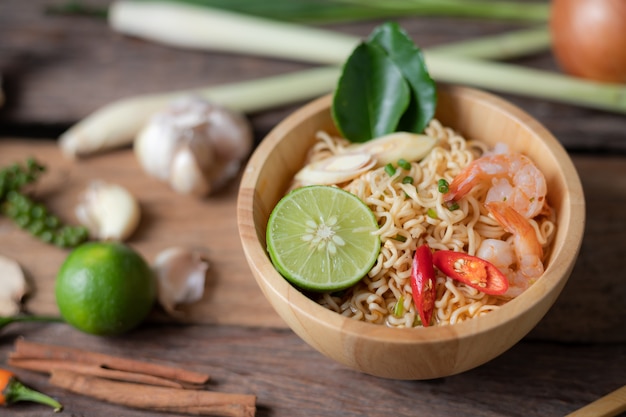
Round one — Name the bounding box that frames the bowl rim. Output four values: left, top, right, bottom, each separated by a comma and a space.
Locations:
238, 85, 585, 346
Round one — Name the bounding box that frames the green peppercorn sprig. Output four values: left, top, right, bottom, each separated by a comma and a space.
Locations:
0, 158, 89, 248
0, 158, 45, 200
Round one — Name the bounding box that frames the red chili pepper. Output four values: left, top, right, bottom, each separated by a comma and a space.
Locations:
432, 250, 509, 295
0, 368, 62, 412
410, 244, 437, 327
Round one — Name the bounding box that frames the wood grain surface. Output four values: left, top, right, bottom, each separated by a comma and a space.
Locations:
0, 323, 624, 417
1, 139, 625, 344
1, 1, 625, 416
0, 139, 285, 328
1, 0, 625, 152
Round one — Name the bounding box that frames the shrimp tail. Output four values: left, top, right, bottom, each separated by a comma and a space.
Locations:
443, 161, 481, 202
486, 201, 544, 281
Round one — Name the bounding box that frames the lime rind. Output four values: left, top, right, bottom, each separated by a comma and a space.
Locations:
266, 185, 380, 292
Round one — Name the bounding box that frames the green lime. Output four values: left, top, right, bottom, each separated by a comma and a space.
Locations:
266, 185, 380, 292
55, 242, 156, 336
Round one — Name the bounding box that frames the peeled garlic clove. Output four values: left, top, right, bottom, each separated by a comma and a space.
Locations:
295, 152, 376, 186
153, 247, 209, 317
75, 181, 141, 241
346, 132, 437, 166
134, 96, 253, 197
0, 254, 28, 316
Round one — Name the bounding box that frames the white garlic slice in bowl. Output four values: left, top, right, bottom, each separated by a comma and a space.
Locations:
75, 180, 141, 241
345, 131, 437, 166
295, 152, 376, 186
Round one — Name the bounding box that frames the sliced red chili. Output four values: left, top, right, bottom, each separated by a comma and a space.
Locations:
410, 244, 437, 327
432, 250, 509, 295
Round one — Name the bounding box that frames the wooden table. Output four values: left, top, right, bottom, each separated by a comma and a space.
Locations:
1, 1, 625, 416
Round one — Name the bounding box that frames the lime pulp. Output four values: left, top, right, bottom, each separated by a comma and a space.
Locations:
266, 185, 380, 292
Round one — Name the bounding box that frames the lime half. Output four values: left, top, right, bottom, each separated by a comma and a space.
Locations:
266, 185, 380, 292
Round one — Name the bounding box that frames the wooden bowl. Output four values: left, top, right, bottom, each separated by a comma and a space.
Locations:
237, 85, 585, 380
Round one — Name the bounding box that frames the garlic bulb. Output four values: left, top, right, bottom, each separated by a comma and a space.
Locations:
75, 180, 141, 241
0, 254, 28, 316
153, 247, 210, 316
134, 96, 253, 196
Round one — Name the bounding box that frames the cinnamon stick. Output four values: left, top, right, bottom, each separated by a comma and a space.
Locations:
11, 339, 209, 385
8, 358, 195, 389
50, 369, 256, 417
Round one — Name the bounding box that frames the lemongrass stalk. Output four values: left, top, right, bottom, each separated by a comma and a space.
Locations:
45, 0, 549, 24
111, 1, 551, 62
338, 0, 549, 21
424, 53, 626, 113
109, 1, 358, 65
62, 21, 551, 158
110, 1, 626, 114
59, 67, 341, 157
169, 0, 550, 23
430, 26, 550, 60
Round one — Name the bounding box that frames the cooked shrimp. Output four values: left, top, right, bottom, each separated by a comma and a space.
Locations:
444, 151, 547, 218
483, 201, 544, 297
476, 239, 515, 273
476, 238, 523, 298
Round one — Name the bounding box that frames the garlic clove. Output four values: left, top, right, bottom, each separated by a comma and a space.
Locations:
169, 144, 212, 196
295, 152, 376, 186
75, 180, 141, 241
134, 120, 180, 182
0, 254, 29, 316
134, 96, 253, 197
153, 247, 210, 317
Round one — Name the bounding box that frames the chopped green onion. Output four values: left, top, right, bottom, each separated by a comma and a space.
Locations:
448, 202, 460, 211
384, 163, 397, 176
427, 208, 438, 219
394, 296, 405, 317
393, 234, 407, 243
397, 158, 411, 170
438, 179, 449, 194
402, 176, 414, 184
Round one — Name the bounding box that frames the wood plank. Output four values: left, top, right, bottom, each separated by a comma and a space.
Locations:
1, 323, 624, 417
530, 154, 626, 343
1, 140, 625, 343
1, 0, 625, 152
2, 2, 624, 415
0, 139, 285, 328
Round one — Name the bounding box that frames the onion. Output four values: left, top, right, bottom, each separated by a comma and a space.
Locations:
550, 0, 626, 83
